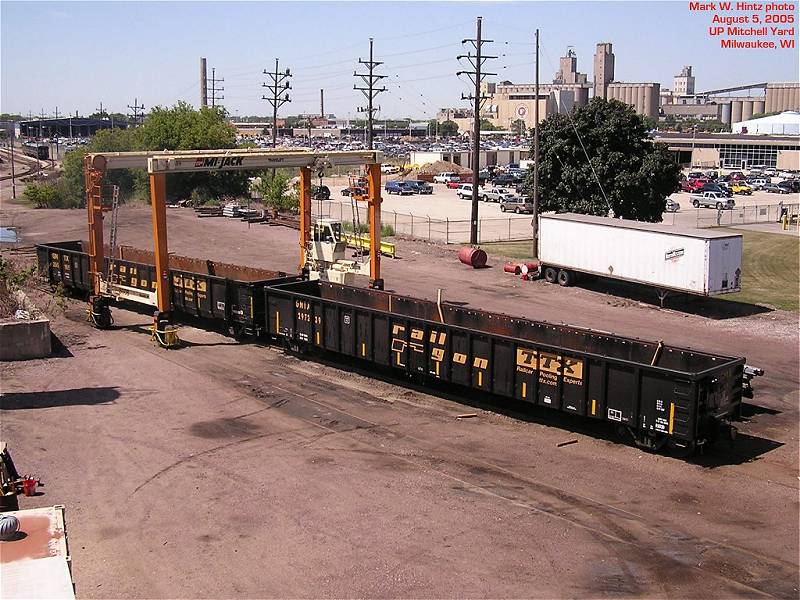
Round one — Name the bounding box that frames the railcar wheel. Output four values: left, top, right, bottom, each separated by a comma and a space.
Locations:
667, 439, 697, 458
543, 267, 558, 283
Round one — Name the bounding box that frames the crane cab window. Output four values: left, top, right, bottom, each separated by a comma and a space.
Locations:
314, 222, 343, 243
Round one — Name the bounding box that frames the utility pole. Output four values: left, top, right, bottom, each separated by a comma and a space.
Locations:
207, 68, 224, 108
127, 98, 145, 126
9, 126, 16, 199
532, 28, 540, 256
457, 16, 496, 245
262, 59, 292, 148
354, 38, 386, 150
200, 57, 208, 108
320, 89, 324, 120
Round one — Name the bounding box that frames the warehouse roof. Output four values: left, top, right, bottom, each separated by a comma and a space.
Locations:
542, 212, 743, 240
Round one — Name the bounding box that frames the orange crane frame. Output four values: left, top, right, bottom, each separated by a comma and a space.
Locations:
83, 149, 384, 333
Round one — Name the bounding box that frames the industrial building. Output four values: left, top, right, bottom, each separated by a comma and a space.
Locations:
409, 148, 530, 170
732, 111, 800, 136
653, 131, 800, 170
19, 117, 128, 138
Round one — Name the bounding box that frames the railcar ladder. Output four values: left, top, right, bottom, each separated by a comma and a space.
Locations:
106, 184, 121, 283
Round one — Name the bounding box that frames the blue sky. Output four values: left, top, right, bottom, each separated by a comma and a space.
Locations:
2, 1, 797, 120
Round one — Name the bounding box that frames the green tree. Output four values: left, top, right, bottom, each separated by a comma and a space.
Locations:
436, 120, 458, 137
251, 173, 298, 213
479, 118, 499, 131
511, 119, 527, 136
526, 98, 680, 222
52, 102, 247, 208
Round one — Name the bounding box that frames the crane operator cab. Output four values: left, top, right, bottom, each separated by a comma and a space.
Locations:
306, 218, 369, 285
311, 219, 346, 263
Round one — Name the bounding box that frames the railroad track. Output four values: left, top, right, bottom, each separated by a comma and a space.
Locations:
0, 147, 48, 182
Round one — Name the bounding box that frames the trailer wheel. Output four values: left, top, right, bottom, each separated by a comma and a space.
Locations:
557, 269, 573, 287
543, 267, 558, 283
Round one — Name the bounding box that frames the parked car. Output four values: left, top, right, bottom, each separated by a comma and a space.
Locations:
341, 186, 366, 197
384, 180, 415, 195
433, 172, 460, 184
746, 177, 769, 190
687, 171, 705, 180
681, 177, 708, 192
691, 191, 735, 209
482, 187, 514, 203
380, 164, 401, 174
499, 196, 533, 213
778, 179, 800, 192
763, 168, 777, 177
456, 183, 478, 199
700, 182, 733, 197
728, 171, 746, 181
477, 169, 492, 183
730, 182, 753, 195
446, 179, 463, 189
492, 173, 522, 187
405, 180, 433, 194
312, 185, 331, 200
704, 170, 719, 180
665, 198, 681, 212
764, 183, 793, 194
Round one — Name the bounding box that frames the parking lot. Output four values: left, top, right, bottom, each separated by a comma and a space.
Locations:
321, 175, 797, 243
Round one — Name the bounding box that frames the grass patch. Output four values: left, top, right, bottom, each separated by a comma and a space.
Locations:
482, 230, 799, 311
720, 229, 799, 311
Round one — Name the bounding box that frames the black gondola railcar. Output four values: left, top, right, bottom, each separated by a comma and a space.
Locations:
37, 241, 299, 337
265, 280, 746, 452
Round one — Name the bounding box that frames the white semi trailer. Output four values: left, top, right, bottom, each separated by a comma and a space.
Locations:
537, 213, 743, 304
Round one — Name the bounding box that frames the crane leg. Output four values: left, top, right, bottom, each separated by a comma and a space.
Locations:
367, 162, 383, 290
84, 155, 113, 328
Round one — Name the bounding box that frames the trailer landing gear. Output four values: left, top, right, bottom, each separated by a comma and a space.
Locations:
86, 296, 113, 329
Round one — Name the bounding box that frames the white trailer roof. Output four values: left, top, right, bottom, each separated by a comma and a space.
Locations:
541, 212, 743, 240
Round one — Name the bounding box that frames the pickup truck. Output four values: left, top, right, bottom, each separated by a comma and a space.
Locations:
456, 183, 486, 199
384, 180, 415, 195
690, 191, 735, 209
405, 180, 433, 195
482, 187, 514, 203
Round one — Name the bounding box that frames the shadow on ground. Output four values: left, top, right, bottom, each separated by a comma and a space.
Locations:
0, 387, 120, 410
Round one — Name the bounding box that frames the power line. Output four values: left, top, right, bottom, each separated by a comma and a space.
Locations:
354, 38, 386, 150
457, 16, 497, 245
262, 58, 292, 147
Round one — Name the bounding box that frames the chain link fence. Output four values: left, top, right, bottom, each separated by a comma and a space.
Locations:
319, 200, 533, 244
660, 202, 799, 228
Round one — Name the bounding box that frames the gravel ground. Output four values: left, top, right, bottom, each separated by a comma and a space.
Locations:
1, 198, 797, 598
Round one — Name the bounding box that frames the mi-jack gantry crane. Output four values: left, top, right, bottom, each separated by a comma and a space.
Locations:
83, 148, 384, 347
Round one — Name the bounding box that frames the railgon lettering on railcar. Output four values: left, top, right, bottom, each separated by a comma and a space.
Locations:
193, 156, 245, 169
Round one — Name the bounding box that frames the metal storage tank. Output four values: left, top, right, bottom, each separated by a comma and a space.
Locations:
624, 85, 632, 106
741, 101, 753, 122
731, 100, 743, 124
753, 100, 765, 115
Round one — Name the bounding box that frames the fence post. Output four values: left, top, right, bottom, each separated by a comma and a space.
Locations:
446, 218, 449, 244
411, 214, 414, 238
394, 211, 397, 233
508, 218, 511, 240
428, 216, 431, 241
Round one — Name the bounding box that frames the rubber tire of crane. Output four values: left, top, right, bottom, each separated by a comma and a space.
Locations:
557, 269, 573, 287
543, 267, 558, 284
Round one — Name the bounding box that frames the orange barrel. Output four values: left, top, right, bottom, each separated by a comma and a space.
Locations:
458, 246, 487, 269
503, 262, 521, 274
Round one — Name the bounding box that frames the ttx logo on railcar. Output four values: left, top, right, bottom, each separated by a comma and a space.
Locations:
193, 156, 245, 169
